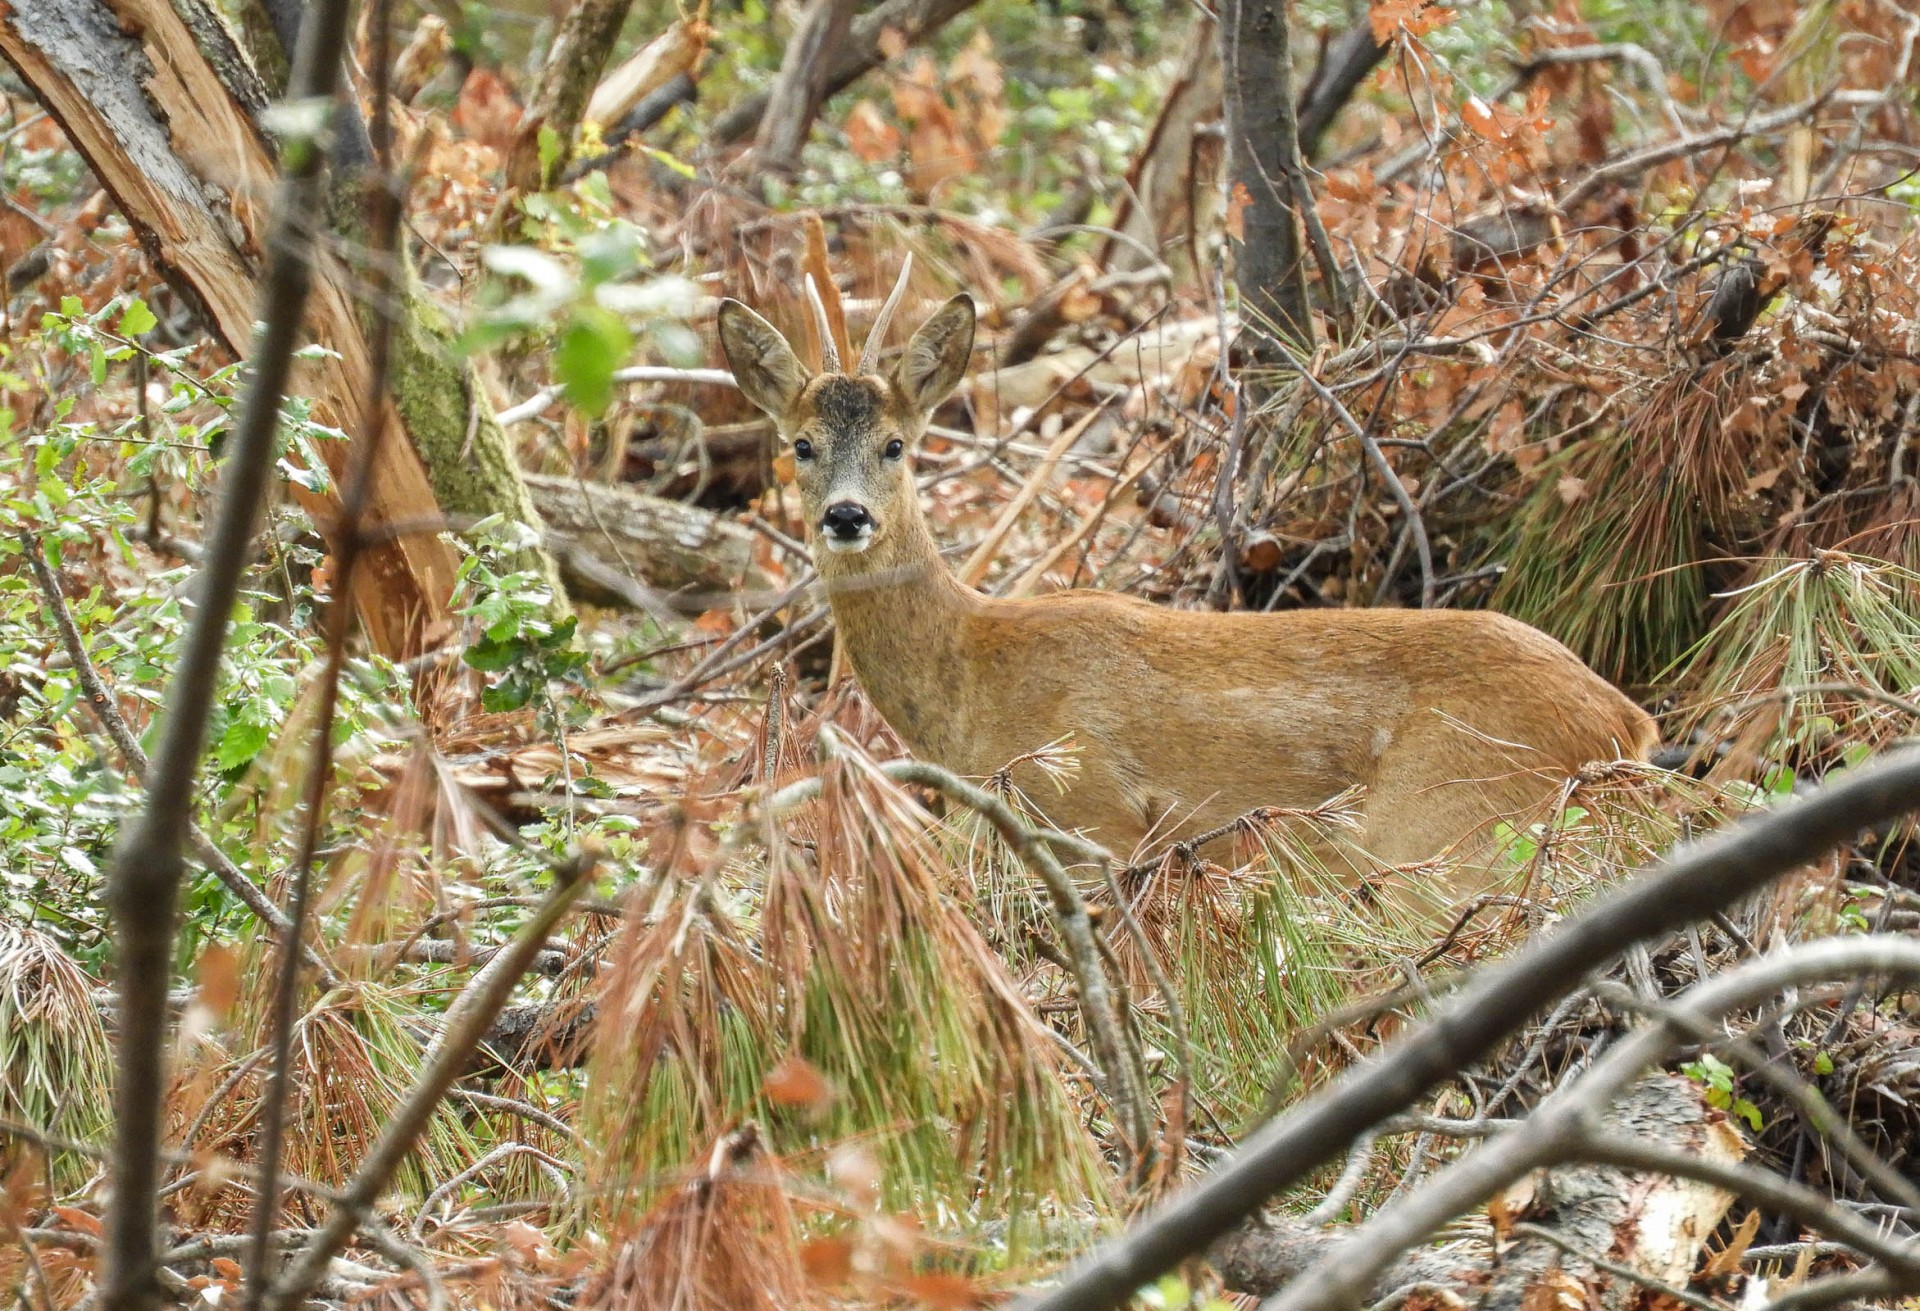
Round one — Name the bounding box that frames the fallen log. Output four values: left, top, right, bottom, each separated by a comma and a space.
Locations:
1214, 1075, 1742, 1310
522, 474, 773, 612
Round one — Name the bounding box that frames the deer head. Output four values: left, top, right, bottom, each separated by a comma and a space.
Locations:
718, 262, 975, 558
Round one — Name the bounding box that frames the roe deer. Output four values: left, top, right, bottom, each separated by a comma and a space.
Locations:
718, 270, 1657, 883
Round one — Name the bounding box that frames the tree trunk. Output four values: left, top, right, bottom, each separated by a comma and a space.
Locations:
751, 0, 860, 182
0, 0, 458, 658
1221, 0, 1314, 354
506, 0, 638, 193
709, 0, 984, 145
1102, 16, 1224, 278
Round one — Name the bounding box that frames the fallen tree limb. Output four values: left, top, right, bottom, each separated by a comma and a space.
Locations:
1017, 748, 1920, 1311
521, 472, 772, 611
1263, 938, 1920, 1311
1215, 1075, 1741, 1311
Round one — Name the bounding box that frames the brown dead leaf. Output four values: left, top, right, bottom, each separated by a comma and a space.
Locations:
845, 100, 904, 163
1226, 182, 1253, 241
194, 943, 240, 1018
1060, 276, 1103, 323
1489, 1171, 1538, 1240
1700, 1209, 1762, 1279
452, 68, 521, 155
1518, 1268, 1585, 1311
895, 1271, 988, 1308
1555, 474, 1589, 504
877, 25, 909, 59
1371, 0, 1457, 41
51, 1205, 103, 1236
1325, 166, 1376, 202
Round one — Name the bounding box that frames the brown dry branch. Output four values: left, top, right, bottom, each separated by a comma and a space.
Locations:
751, 0, 860, 183
1214, 1075, 1740, 1309
506, 0, 639, 192
1019, 748, 1920, 1311
708, 0, 987, 145
1261, 937, 1920, 1311
244, 7, 416, 1292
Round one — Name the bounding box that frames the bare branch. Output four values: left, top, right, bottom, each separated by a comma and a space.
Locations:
1018, 749, 1920, 1311
1260, 938, 1920, 1311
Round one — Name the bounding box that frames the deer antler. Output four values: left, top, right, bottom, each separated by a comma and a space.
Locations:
804, 274, 841, 373
856, 254, 915, 377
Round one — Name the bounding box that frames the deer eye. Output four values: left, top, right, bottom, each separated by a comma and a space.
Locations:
883, 438, 904, 460
793, 438, 815, 460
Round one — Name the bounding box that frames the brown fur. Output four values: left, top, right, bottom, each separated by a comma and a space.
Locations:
719, 294, 1658, 879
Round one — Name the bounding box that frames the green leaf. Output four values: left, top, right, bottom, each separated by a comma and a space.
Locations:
216, 719, 271, 771
463, 634, 522, 672
118, 299, 158, 337
1813, 1050, 1835, 1076
90, 340, 107, 386
537, 123, 563, 182
481, 673, 534, 712
554, 307, 629, 418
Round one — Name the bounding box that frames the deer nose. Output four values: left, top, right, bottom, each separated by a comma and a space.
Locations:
821, 502, 874, 541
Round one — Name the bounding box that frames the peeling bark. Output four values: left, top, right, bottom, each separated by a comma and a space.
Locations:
0, 0, 459, 657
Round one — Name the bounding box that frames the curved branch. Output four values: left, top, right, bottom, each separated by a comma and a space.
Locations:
1017, 748, 1920, 1311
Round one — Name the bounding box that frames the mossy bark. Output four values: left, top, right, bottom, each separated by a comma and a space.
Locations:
387, 272, 569, 606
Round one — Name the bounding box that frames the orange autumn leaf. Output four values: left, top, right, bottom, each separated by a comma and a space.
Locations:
1370, 0, 1456, 42
845, 100, 903, 163
763, 1054, 836, 1116
895, 1271, 988, 1309
799, 1236, 856, 1285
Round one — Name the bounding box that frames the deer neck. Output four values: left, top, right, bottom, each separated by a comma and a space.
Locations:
815, 500, 977, 764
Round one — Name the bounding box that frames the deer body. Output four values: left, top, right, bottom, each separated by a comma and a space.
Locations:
720, 282, 1657, 875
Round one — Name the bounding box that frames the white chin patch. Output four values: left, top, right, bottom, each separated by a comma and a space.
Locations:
824, 532, 874, 554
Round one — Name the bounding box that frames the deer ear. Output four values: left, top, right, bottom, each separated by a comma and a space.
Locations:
894, 294, 975, 418
718, 300, 809, 419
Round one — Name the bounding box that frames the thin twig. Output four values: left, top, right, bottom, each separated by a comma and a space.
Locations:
100, 0, 358, 1302
19, 532, 339, 988
244, 1, 415, 1295
1265, 338, 1435, 606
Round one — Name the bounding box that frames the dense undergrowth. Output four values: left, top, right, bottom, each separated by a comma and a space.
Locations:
2, 0, 1918, 1305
